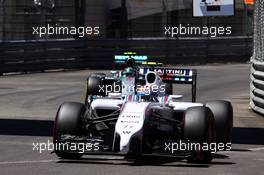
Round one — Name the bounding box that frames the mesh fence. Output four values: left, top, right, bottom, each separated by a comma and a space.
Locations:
0, 0, 254, 40
253, 0, 264, 61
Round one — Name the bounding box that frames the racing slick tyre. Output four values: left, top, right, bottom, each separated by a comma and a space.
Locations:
53, 102, 86, 159
206, 100, 233, 144
86, 73, 106, 96
165, 83, 173, 95
184, 106, 215, 164
84, 73, 106, 105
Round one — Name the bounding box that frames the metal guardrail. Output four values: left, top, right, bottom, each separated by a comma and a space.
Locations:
0, 37, 252, 74
250, 59, 264, 115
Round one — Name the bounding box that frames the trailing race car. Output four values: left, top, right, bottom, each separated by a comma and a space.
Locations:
53, 58, 233, 164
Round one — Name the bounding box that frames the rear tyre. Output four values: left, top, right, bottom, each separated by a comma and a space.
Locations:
165, 83, 173, 95
206, 100, 233, 144
184, 106, 215, 164
53, 102, 86, 159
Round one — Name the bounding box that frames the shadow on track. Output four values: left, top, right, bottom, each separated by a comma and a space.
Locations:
0, 119, 263, 145
57, 154, 235, 167
0, 118, 53, 136
232, 127, 264, 145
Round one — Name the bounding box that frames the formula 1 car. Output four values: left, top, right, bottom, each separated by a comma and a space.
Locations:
53, 58, 233, 164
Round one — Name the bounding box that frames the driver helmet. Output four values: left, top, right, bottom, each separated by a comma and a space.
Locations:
125, 57, 135, 68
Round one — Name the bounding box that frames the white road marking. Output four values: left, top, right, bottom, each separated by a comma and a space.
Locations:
0, 159, 57, 165
249, 147, 264, 151
0, 141, 33, 146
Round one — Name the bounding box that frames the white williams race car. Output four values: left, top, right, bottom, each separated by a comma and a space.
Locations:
53, 59, 233, 164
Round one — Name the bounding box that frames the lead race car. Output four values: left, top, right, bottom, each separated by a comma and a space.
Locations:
53, 58, 233, 164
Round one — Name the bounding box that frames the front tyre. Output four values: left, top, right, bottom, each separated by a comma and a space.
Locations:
184, 106, 215, 164
53, 102, 86, 159
206, 100, 233, 144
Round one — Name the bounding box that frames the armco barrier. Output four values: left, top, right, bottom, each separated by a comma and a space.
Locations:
0, 37, 252, 74
250, 59, 264, 115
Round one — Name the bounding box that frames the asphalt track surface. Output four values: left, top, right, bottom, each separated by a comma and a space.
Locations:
0, 63, 263, 175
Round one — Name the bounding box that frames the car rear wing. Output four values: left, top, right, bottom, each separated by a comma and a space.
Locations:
114, 54, 164, 68
139, 67, 197, 102
114, 55, 148, 64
